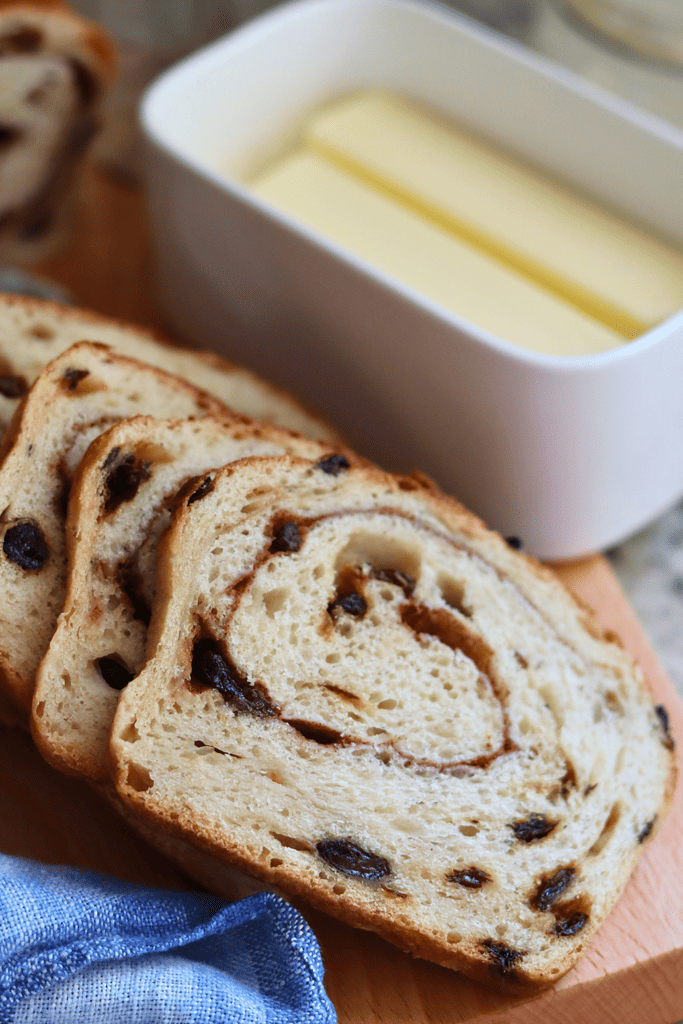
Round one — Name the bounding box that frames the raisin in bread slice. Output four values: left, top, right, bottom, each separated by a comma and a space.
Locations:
31, 414, 354, 781
0, 340, 240, 719
109, 455, 676, 989
0, 294, 341, 442
0, 2, 115, 263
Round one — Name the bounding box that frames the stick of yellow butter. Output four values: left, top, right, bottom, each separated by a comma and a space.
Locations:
249, 151, 623, 356
305, 92, 683, 337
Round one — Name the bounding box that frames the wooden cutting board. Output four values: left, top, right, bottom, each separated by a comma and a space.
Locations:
0, 166, 676, 1023
0, 556, 680, 1023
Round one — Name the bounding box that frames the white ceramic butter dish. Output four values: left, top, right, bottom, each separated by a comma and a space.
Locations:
139, 0, 683, 560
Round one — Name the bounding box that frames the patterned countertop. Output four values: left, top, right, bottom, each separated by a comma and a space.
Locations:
608, 499, 683, 702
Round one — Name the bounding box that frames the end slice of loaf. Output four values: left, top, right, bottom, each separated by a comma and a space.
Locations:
0, 340, 235, 716
110, 455, 676, 988
0, 294, 340, 441
31, 414, 354, 780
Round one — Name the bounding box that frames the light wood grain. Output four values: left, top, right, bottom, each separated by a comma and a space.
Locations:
0, 167, 673, 1023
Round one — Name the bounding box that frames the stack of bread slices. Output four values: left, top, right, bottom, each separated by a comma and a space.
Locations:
0, 294, 675, 991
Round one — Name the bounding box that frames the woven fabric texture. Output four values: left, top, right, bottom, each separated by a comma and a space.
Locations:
0, 854, 335, 1024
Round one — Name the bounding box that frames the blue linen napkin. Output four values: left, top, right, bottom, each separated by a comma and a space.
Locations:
0, 853, 336, 1024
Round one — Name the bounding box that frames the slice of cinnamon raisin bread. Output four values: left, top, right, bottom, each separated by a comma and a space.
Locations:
110, 455, 676, 989
31, 415, 354, 780
0, 294, 340, 441
0, 2, 116, 263
0, 340, 238, 718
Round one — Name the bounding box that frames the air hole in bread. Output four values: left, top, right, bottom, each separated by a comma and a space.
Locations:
263, 587, 289, 616
459, 824, 479, 837
538, 685, 565, 729
193, 740, 237, 758
447, 931, 463, 944
588, 803, 621, 856
323, 683, 359, 704
287, 719, 344, 744
437, 575, 472, 617
269, 832, 313, 853
334, 533, 420, 584
125, 763, 153, 792
120, 721, 139, 743
97, 655, 134, 691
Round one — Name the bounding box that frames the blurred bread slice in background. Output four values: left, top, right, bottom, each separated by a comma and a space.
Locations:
0, 0, 115, 264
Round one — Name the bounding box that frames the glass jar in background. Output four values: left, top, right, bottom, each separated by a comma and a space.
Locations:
439, 0, 536, 40
532, 1, 683, 129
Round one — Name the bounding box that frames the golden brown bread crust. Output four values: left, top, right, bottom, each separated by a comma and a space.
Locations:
0, 294, 344, 443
